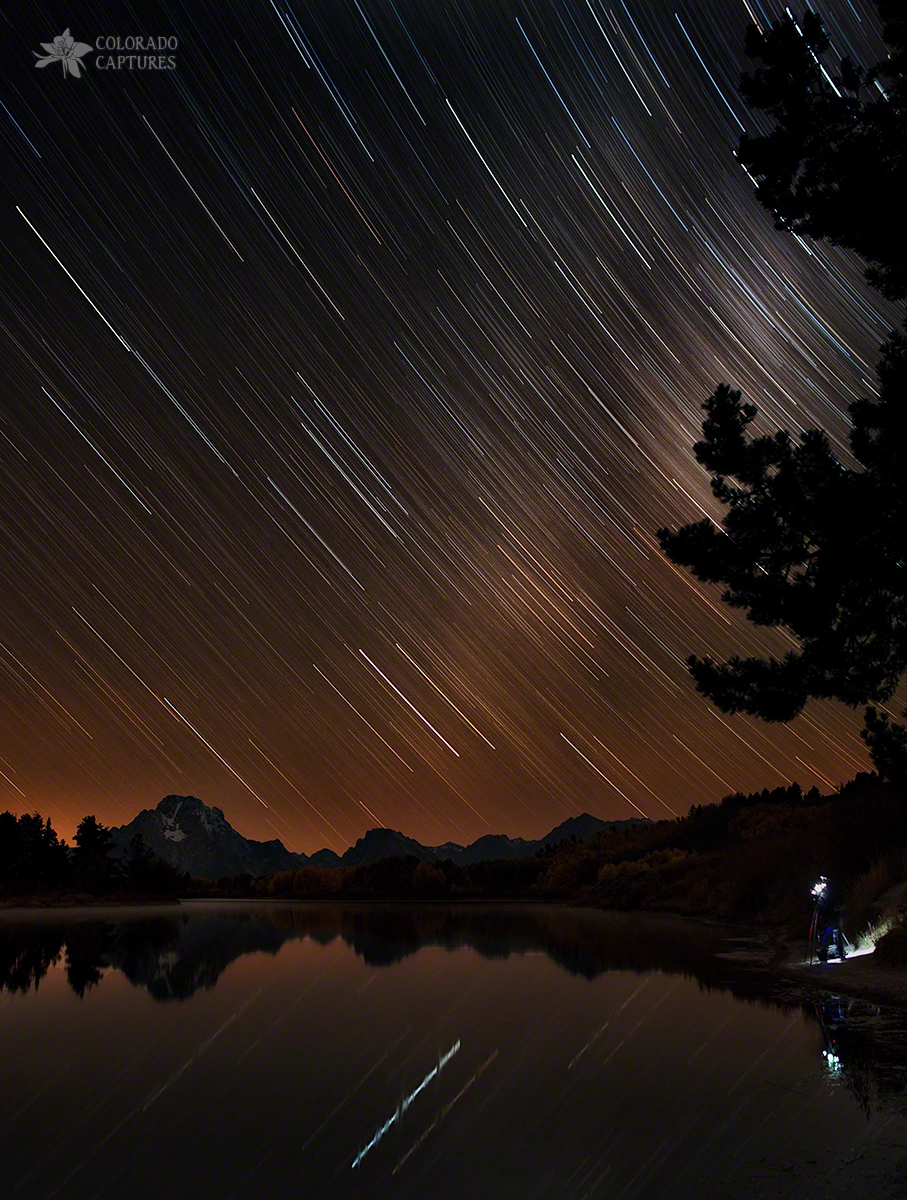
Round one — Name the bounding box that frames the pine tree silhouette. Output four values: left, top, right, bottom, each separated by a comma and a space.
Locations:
658, 4, 907, 782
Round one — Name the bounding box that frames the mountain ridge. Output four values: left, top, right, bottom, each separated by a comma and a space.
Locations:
110, 795, 650, 879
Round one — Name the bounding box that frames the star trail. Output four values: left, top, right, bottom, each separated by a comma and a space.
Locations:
0, 1, 895, 852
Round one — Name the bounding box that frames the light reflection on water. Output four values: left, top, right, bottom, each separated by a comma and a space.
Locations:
1, 903, 905, 1198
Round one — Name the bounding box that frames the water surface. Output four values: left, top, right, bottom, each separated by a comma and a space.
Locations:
2, 902, 905, 1198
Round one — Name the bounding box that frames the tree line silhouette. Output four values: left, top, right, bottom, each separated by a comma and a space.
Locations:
0, 809, 183, 899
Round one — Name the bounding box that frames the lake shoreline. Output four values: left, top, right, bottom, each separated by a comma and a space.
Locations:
773, 938, 907, 1011
0, 891, 182, 909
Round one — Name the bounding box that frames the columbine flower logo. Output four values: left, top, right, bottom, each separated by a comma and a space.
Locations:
34, 29, 93, 78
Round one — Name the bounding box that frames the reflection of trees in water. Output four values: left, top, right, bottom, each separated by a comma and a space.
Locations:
2, 905, 906, 1112
808, 993, 907, 1117
0, 906, 825, 1000
4, 906, 742, 997
0, 923, 64, 993
0, 918, 177, 997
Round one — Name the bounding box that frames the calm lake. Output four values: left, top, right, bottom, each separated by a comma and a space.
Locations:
2, 902, 906, 1199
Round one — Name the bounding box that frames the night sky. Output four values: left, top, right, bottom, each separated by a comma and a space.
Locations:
0, 1, 895, 853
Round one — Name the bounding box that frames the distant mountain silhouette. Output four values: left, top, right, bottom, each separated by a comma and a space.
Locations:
445, 833, 531, 865
339, 827, 439, 867
424, 812, 647, 866
109, 795, 308, 879
110, 795, 649, 879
